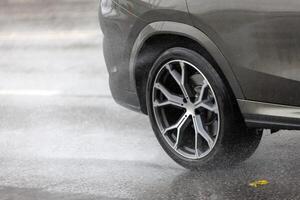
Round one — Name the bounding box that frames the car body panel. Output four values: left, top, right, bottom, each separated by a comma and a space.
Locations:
113, 0, 190, 24
186, 0, 300, 106
100, 0, 300, 130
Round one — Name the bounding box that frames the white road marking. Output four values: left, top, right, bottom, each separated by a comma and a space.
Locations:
0, 89, 62, 96
0, 89, 112, 98
0, 30, 101, 41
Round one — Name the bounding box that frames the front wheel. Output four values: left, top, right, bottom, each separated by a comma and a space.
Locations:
146, 47, 262, 169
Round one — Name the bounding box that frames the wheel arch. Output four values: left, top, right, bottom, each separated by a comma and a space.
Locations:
129, 21, 244, 114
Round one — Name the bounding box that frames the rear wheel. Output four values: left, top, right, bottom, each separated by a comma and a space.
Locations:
146, 47, 262, 169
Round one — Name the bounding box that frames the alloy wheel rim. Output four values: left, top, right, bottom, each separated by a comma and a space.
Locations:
152, 60, 220, 159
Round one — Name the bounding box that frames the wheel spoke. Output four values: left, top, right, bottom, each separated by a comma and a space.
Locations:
154, 83, 184, 108
163, 113, 189, 135
194, 127, 200, 158
192, 115, 214, 149
153, 100, 183, 108
179, 61, 185, 85
153, 100, 168, 107
196, 100, 219, 115
166, 64, 190, 100
201, 102, 218, 114
174, 115, 189, 150
195, 80, 208, 104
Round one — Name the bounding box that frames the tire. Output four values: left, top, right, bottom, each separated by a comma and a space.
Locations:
146, 47, 262, 169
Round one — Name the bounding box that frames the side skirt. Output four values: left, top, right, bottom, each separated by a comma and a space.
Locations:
238, 99, 300, 130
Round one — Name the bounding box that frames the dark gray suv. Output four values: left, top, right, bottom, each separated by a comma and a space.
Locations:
99, 0, 300, 169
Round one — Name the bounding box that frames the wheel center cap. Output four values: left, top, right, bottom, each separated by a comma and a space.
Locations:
185, 102, 195, 115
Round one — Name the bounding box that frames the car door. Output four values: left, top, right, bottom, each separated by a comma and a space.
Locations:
186, 0, 300, 106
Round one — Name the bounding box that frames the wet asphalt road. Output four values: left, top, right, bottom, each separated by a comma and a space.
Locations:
0, 0, 300, 199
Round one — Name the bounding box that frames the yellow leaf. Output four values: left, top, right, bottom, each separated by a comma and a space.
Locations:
249, 180, 269, 188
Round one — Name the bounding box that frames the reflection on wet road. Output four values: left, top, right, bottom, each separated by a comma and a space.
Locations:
0, 96, 299, 200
